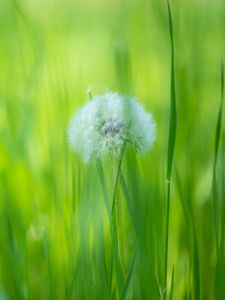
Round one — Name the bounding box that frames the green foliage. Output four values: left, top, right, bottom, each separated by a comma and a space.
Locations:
0, 0, 224, 299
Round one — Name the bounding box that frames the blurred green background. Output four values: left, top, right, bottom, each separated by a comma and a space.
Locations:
0, 0, 225, 299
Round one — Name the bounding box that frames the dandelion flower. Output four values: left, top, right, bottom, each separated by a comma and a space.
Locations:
68, 92, 156, 162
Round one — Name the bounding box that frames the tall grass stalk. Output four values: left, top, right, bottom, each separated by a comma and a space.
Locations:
164, 0, 177, 296
212, 61, 224, 252
169, 266, 175, 300
214, 63, 224, 299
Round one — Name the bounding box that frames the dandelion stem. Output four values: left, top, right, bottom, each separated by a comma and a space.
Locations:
97, 160, 115, 293
120, 172, 136, 230
111, 142, 126, 215
111, 142, 126, 297
97, 159, 112, 225
97, 144, 126, 297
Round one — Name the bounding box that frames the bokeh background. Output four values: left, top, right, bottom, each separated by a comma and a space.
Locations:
0, 0, 225, 299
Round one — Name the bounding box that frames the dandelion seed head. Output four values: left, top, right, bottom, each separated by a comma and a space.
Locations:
68, 92, 156, 162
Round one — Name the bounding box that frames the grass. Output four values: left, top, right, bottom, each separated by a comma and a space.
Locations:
212, 61, 224, 252
164, 1, 177, 297
214, 62, 224, 299
0, 0, 225, 299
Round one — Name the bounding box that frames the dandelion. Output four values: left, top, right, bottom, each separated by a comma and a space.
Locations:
68, 91, 156, 161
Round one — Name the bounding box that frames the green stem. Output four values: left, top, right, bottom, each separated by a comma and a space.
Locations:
111, 143, 126, 215
97, 160, 112, 225
164, 0, 177, 297
212, 61, 224, 254
97, 144, 126, 298
164, 180, 171, 293
111, 144, 126, 297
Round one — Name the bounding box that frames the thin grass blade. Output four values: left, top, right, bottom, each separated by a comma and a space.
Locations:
122, 247, 138, 300
170, 266, 175, 300
166, 0, 177, 182
164, 1, 177, 296
212, 61, 224, 251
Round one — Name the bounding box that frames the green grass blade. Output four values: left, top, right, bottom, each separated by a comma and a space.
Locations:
170, 266, 175, 300
166, 0, 177, 182
97, 150, 126, 298
111, 143, 126, 215
214, 64, 225, 299
42, 226, 54, 299
120, 171, 138, 236
212, 61, 224, 252
42, 226, 50, 269
164, 181, 171, 294
164, 0, 177, 296
220, 132, 225, 248
112, 212, 125, 298
193, 227, 200, 300
97, 159, 112, 225
111, 144, 126, 297
215, 216, 225, 300
122, 247, 138, 300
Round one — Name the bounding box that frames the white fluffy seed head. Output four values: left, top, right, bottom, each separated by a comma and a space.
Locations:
68, 92, 156, 162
